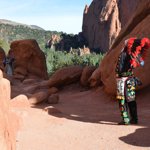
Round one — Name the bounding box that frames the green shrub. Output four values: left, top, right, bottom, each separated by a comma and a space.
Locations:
0, 39, 9, 53
44, 48, 104, 76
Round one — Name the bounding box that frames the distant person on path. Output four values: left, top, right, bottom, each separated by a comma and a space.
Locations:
3, 50, 15, 76
115, 37, 150, 125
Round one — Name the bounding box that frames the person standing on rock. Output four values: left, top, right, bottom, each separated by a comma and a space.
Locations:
115, 37, 150, 125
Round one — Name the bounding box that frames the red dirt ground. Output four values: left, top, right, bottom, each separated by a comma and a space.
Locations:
14, 84, 150, 150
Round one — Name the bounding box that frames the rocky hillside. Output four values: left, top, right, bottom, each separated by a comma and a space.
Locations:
0, 19, 62, 51
0, 19, 44, 30
0, 19, 86, 54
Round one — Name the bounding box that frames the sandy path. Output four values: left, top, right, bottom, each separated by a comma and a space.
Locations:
15, 84, 150, 150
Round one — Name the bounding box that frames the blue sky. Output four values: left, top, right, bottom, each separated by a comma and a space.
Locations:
0, 0, 91, 34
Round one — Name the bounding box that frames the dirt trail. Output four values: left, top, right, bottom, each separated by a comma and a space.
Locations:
14, 84, 150, 150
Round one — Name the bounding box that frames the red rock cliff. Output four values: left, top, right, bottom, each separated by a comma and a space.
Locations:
82, 0, 144, 53
99, 0, 150, 94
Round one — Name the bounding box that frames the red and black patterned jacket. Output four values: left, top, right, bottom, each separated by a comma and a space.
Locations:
115, 37, 150, 78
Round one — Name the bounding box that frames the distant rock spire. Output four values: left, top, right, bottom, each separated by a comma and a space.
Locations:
84, 5, 89, 14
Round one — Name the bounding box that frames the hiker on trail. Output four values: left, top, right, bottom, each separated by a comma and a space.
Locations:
3, 51, 15, 76
115, 37, 150, 125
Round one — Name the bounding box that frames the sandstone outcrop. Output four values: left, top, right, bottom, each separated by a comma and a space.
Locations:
47, 94, 59, 104
9, 39, 48, 80
82, 0, 121, 53
92, 0, 150, 94
48, 66, 83, 87
79, 46, 90, 56
29, 91, 49, 105
82, 0, 147, 53
0, 70, 16, 150
11, 65, 83, 104
46, 33, 88, 52
80, 66, 96, 87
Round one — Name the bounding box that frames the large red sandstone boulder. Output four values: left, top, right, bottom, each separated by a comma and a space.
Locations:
48, 66, 83, 87
89, 67, 102, 87
80, 66, 96, 87
11, 79, 49, 98
29, 91, 49, 104
47, 87, 58, 95
47, 94, 59, 104
98, 0, 150, 94
0, 70, 16, 150
9, 39, 48, 80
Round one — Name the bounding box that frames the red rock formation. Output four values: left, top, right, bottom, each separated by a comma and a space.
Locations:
82, 0, 146, 53
79, 46, 90, 56
11, 65, 84, 104
48, 66, 83, 87
82, 0, 121, 52
92, 0, 150, 94
118, 0, 140, 29
84, 4, 89, 14
9, 39, 48, 80
89, 67, 102, 87
47, 94, 59, 104
46, 34, 61, 49
29, 91, 49, 105
80, 66, 96, 87
0, 70, 16, 150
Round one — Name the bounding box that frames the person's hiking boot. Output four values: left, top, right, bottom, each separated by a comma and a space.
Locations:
118, 121, 130, 125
